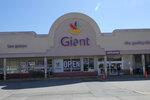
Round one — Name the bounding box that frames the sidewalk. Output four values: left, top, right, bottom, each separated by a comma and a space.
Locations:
99, 75, 150, 81
0, 75, 149, 82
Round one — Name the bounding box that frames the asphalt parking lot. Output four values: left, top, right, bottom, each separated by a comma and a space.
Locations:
0, 77, 150, 100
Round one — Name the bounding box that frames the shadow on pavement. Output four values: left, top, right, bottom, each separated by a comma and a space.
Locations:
0, 76, 150, 90
0, 79, 82, 90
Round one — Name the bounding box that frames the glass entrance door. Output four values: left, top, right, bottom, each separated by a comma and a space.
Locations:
107, 62, 122, 75
107, 57, 123, 75
97, 57, 123, 75
97, 58, 104, 75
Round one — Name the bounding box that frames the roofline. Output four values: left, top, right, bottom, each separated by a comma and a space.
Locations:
113, 28, 150, 33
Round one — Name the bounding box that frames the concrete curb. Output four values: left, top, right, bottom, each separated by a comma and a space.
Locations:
0, 76, 99, 82
0, 75, 149, 82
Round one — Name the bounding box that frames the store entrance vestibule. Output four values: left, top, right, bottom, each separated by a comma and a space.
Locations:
97, 57, 123, 75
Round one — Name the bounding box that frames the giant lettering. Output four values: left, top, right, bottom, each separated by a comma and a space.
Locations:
61, 36, 90, 46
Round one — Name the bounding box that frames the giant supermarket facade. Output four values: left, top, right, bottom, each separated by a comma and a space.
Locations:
0, 13, 150, 80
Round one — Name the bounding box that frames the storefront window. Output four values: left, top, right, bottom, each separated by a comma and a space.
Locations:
63, 59, 81, 72
98, 58, 104, 62
0, 59, 3, 74
7, 60, 20, 74
7, 58, 45, 74
97, 58, 104, 75
47, 59, 52, 76
83, 58, 94, 71
20, 62, 28, 73
28, 61, 35, 72
28, 60, 44, 73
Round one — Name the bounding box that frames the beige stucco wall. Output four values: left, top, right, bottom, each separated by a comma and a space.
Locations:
1, 30, 150, 55
99, 29, 150, 51
0, 32, 49, 54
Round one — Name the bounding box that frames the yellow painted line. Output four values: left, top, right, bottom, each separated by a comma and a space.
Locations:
135, 91, 150, 94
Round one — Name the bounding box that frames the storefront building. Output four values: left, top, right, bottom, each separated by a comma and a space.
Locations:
0, 13, 150, 80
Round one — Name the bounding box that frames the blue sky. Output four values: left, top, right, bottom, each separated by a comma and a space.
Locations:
0, 0, 150, 34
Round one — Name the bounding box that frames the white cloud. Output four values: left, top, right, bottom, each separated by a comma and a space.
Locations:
95, 2, 100, 11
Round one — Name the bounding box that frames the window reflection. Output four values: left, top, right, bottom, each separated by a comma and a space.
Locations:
7, 58, 45, 74
83, 58, 94, 71
0, 59, 3, 74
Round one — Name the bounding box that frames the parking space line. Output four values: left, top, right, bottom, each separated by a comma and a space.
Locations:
135, 91, 150, 95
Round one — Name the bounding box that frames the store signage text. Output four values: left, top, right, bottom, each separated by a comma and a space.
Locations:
7, 44, 27, 48
61, 36, 90, 46
106, 51, 120, 55
124, 41, 150, 45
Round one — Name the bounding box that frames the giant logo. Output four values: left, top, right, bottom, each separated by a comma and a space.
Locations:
69, 21, 80, 34
60, 21, 90, 47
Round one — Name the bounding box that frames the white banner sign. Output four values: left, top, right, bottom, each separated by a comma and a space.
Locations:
54, 59, 64, 72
